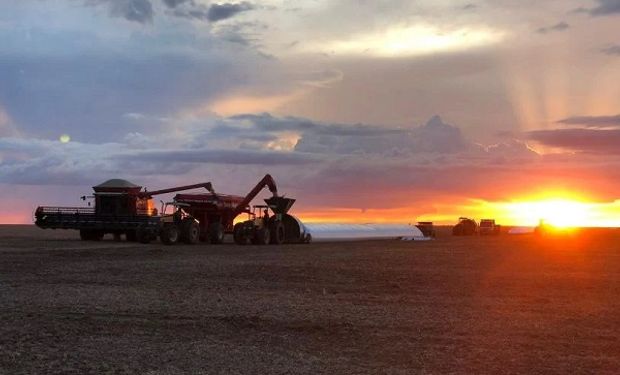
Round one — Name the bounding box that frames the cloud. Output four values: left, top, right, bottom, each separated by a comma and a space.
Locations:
589, 0, 620, 16
162, 0, 191, 8
536, 22, 569, 34
528, 128, 620, 153
116, 148, 322, 165
207, 2, 255, 22
601, 44, 620, 56
557, 114, 620, 127
294, 115, 469, 155
89, 0, 154, 24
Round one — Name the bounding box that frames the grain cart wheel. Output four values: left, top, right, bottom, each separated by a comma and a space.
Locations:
160, 224, 180, 245
233, 223, 247, 245
253, 227, 271, 245
181, 220, 200, 244
270, 221, 285, 245
209, 222, 225, 244
126, 230, 137, 242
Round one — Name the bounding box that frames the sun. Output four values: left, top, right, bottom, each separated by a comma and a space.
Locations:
503, 199, 594, 228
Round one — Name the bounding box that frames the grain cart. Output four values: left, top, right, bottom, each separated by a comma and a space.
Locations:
34, 179, 214, 244
479, 219, 501, 235
174, 174, 308, 245
452, 217, 478, 236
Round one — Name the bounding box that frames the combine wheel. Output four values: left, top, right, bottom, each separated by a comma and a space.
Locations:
209, 222, 225, 244
233, 223, 247, 245
136, 228, 152, 244
126, 230, 137, 242
79, 229, 91, 241
253, 227, 271, 245
92, 231, 104, 241
270, 221, 285, 245
181, 220, 200, 244
160, 224, 180, 245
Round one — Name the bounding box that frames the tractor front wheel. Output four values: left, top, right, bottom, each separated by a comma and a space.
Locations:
160, 224, 180, 245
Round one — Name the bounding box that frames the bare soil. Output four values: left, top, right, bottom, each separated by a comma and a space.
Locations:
0, 225, 619, 374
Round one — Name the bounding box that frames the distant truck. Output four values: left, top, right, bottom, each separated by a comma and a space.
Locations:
479, 219, 501, 235
452, 217, 478, 236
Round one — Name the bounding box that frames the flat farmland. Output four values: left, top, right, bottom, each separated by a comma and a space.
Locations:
0, 225, 618, 374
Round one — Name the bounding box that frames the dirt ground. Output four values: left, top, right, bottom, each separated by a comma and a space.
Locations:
0, 225, 618, 374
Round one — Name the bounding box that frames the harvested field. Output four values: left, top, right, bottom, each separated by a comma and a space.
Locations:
0, 225, 619, 374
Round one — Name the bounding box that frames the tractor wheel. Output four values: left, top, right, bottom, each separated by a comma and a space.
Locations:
270, 221, 285, 245
233, 223, 246, 245
136, 228, 152, 244
126, 230, 137, 242
209, 222, 225, 244
181, 220, 200, 244
303, 233, 312, 244
160, 225, 180, 245
253, 227, 271, 245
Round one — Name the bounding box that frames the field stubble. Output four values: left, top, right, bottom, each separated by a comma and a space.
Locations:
0, 225, 618, 374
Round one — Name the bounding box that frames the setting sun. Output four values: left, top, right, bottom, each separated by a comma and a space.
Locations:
501, 199, 593, 228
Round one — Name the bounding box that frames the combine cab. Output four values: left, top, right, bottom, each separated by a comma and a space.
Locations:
479, 219, 501, 235
452, 217, 478, 236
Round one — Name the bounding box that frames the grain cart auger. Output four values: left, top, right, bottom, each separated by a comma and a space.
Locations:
34, 179, 215, 245
232, 175, 302, 245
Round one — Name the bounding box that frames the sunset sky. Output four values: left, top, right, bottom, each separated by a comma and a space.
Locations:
1, 0, 620, 226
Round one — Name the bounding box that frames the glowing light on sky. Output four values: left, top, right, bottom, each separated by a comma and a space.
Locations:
310, 25, 505, 57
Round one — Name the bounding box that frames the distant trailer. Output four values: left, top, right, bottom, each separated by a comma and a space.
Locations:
302, 223, 427, 242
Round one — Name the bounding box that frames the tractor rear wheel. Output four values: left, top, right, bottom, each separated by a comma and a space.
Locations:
270, 221, 285, 245
209, 222, 225, 244
253, 227, 271, 245
233, 223, 246, 245
181, 220, 200, 244
160, 224, 180, 245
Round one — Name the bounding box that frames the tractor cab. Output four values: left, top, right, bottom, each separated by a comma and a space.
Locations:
160, 202, 191, 223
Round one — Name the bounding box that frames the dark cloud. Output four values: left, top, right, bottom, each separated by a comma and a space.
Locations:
91, 0, 154, 24
228, 113, 405, 136
294, 115, 468, 155
557, 114, 620, 127
162, 0, 191, 8
528, 128, 620, 153
536, 22, 569, 34
601, 44, 620, 55
207, 2, 255, 22
589, 0, 620, 16
116, 148, 322, 165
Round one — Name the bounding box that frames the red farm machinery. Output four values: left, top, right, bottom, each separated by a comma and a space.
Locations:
34, 175, 309, 245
